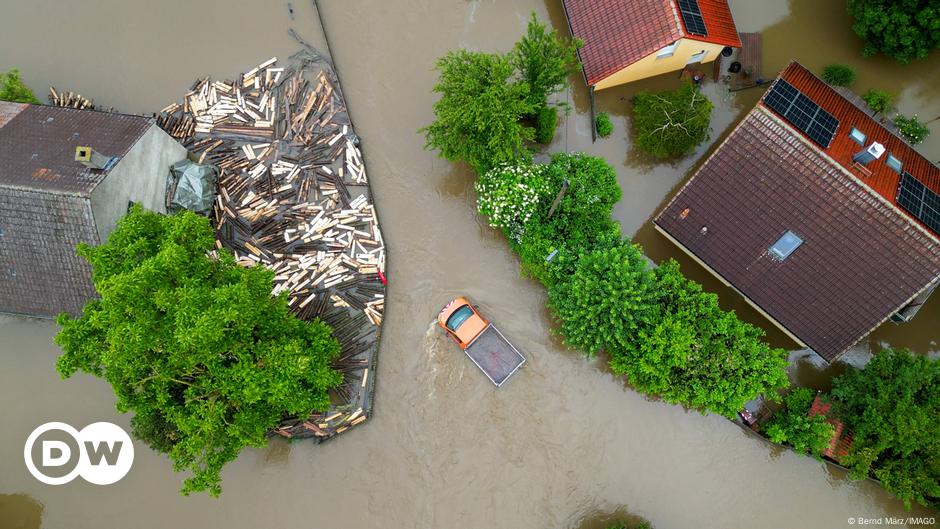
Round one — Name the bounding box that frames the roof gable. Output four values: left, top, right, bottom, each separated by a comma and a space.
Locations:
0, 102, 153, 195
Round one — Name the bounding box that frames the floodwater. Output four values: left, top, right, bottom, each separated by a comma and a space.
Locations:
1, 1, 938, 528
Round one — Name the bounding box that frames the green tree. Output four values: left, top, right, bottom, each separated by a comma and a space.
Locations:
0, 68, 41, 104
515, 153, 622, 286
511, 11, 582, 108
829, 349, 939, 508
846, 0, 940, 63
609, 260, 790, 418
595, 111, 614, 138
55, 205, 342, 496
862, 88, 895, 116
548, 241, 657, 358
821, 64, 856, 86
633, 82, 713, 159
894, 113, 931, 144
764, 388, 835, 457
421, 50, 534, 173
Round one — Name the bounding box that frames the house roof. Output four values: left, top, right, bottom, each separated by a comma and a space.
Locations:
0, 102, 153, 196
561, 0, 741, 86
654, 98, 940, 361
808, 393, 853, 461
764, 62, 940, 230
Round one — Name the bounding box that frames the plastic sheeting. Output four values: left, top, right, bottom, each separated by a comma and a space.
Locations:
166, 159, 219, 214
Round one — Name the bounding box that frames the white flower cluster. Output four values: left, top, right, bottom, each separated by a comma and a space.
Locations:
475, 163, 548, 243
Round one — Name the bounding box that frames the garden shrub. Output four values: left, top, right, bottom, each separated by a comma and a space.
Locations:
847, 0, 940, 63
535, 105, 558, 144
595, 111, 613, 138
894, 113, 930, 145
862, 88, 894, 116
0, 68, 40, 104
475, 162, 552, 243
821, 64, 856, 86
764, 388, 835, 457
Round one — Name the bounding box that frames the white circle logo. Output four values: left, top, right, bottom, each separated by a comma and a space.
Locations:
24, 421, 134, 485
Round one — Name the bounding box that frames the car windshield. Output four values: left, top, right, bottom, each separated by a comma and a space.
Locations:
445, 305, 474, 332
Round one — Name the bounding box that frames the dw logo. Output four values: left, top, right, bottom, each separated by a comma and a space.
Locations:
24, 422, 134, 485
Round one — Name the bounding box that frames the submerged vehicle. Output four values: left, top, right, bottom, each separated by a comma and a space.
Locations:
437, 297, 526, 387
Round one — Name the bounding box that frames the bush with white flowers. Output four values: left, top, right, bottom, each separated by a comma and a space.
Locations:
475, 163, 550, 242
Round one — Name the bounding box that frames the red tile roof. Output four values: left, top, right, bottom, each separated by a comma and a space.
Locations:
808, 394, 853, 461
562, 0, 741, 86
764, 62, 940, 234
655, 107, 940, 361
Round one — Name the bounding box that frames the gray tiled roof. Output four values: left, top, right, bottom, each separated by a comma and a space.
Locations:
0, 187, 99, 317
655, 108, 940, 361
0, 102, 152, 195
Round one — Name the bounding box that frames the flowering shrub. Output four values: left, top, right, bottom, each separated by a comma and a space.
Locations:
475, 163, 550, 243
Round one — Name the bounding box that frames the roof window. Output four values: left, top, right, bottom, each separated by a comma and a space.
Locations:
849, 127, 866, 145
885, 153, 902, 173
769, 231, 803, 261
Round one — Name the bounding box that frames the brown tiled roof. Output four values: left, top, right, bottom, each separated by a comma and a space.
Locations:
655, 108, 940, 361
763, 62, 940, 235
562, 0, 740, 86
0, 187, 99, 317
0, 102, 152, 195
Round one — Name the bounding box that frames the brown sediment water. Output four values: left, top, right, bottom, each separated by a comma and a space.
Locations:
0, 1, 938, 528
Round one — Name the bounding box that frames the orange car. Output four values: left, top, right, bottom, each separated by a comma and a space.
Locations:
438, 297, 526, 387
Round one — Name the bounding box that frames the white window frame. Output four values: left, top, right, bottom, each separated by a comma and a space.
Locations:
686, 50, 708, 64
849, 127, 866, 145
656, 42, 678, 59
885, 153, 903, 173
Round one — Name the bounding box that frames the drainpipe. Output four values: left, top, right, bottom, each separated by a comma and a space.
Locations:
589, 85, 596, 143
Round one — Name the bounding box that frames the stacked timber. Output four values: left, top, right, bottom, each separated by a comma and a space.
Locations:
48, 87, 96, 110
157, 52, 384, 442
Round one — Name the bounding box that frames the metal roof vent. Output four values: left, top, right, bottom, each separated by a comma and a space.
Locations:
770, 230, 803, 261
852, 141, 885, 165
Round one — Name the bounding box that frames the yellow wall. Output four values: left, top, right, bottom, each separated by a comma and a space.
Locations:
595, 38, 726, 90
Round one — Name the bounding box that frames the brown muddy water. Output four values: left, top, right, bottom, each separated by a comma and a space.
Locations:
1, 1, 938, 528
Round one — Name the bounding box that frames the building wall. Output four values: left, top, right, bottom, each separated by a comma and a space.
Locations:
595, 38, 726, 90
0, 187, 98, 318
89, 124, 187, 242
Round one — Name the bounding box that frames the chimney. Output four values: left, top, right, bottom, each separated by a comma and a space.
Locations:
74, 146, 117, 171
852, 141, 885, 165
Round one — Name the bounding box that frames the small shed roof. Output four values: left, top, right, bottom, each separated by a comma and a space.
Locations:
561, 0, 741, 86
808, 393, 853, 461
0, 102, 152, 195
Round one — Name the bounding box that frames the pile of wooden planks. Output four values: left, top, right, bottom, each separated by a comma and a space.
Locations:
48, 87, 96, 110
157, 52, 384, 442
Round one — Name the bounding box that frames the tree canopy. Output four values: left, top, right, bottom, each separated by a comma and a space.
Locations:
548, 241, 657, 358
511, 11, 581, 108
609, 260, 790, 418
420, 50, 534, 173
633, 82, 713, 159
847, 0, 940, 63
0, 68, 41, 104
764, 388, 835, 457
829, 349, 939, 508
55, 205, 342, 496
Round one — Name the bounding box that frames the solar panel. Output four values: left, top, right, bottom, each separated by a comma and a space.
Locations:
897, 172, 940, 235
677, 0, 708, 36
763, 79, 839, 148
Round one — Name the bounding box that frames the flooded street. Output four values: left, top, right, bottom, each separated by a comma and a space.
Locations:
1, 1, 938, 528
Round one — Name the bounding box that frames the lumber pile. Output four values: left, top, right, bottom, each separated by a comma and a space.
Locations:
48, 87, 96, 110
158, 52, 384, 441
